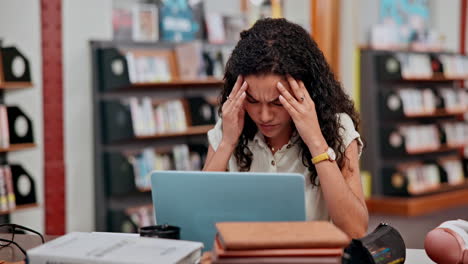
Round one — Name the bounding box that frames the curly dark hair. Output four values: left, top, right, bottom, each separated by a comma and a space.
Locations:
219, 18, 361, 185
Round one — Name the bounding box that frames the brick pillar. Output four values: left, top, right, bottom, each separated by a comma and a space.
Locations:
41, 0, 65, 235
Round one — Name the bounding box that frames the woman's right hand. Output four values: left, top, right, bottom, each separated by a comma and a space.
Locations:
221, 75, 248, 148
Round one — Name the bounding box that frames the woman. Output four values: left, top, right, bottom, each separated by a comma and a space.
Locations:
203, 18, 368, 238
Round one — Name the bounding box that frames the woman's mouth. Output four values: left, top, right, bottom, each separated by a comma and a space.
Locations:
259, 124, 278, 131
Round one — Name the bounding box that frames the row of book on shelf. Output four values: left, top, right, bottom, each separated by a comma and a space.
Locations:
389, 53, 468, 79
391, 87, 467, 115
128, 144, 206, 190
393, 156, 466, 195
390, 121, 468, 152
0, 165, 16, 211
124, 42, 232, 83
127, 96, 217, 137
0, 106, 9, 149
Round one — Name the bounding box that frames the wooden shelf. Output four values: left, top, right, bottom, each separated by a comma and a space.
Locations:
366, 187, 468, 216
406, 144, 467, 155
0, 143, 36, 153
0, 82, 33, 89
129, 78, 223, 89
136, 125, 214, 140
359, 45, 454, 54
405, 108, 468, 118
0, 203, 39, 216
401, 76, 468, 82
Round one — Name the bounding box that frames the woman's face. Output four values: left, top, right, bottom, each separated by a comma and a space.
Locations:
244, 74, 293, 139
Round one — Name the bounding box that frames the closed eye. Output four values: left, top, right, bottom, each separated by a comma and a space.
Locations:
271, 99, 282, 106
246, 93, 258, 104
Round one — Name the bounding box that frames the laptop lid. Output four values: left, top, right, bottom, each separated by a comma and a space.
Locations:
151, 171, 306, 250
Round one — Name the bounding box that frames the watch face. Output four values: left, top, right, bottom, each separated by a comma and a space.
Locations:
327, 147, 336, 161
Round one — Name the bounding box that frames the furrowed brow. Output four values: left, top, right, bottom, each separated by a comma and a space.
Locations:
268, 97, 280, 103
246, 91, 257, 100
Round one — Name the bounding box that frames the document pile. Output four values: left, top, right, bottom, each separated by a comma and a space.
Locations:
27, 232, 203, 264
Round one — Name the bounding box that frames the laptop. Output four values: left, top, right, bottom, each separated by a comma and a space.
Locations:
150, 171, 306, 250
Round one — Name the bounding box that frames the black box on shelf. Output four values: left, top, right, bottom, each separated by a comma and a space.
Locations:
104, 152, 137, 196
97, 48, 131, 92
463, 159, 468, 180
100, 101, 134, 143
10, 164, 37, 205
7, 106, 34, 144
184, 97, 216, 126
379, 126, 408, 157
0, 47, 31, 83
382, 167, 410, 196
375, 53, 402, 81
430, 54, 444, 74
379, 90, 405, 119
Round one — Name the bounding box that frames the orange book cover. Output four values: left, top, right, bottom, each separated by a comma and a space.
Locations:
215, 221, 350, 250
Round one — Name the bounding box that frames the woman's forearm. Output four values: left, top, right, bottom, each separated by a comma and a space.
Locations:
203, 140, 236, 171
315, 161, 368, 238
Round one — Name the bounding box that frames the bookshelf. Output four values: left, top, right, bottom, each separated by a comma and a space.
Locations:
0, 45, 37, 223
360, 48, 468, 217
366, 186, 468, 216
91, 40, 226, 232
360, 48, 468, 216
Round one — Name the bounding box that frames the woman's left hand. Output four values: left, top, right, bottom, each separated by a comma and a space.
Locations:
277, 76, 328, 156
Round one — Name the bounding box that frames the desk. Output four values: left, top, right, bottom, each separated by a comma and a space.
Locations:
405, 249, 435, 263
0, 234, 55, 263
201, 249, 435, 264
2, 234, 435, 264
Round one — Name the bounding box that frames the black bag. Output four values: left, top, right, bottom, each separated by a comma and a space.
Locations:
343, 223, 406, 264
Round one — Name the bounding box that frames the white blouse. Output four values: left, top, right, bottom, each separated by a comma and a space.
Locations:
207, 113, 363, 221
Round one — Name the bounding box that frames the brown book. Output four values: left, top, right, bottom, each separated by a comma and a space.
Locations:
212, 255, 342, 264
213, 235, 343, 258
216, 221, 350, 250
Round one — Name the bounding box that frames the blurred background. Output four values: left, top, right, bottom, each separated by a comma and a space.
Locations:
0, 0, 467, 249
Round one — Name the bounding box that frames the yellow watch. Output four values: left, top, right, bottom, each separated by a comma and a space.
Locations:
312, 147, 336, 164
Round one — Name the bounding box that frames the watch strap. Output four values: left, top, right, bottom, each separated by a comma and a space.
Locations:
312, 152, 329, 164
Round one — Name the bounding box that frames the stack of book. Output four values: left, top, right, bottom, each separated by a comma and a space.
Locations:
211, 222, 351, 264
28, 232, 203, 264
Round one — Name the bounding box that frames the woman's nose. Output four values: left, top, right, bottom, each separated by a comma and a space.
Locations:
259, 105, 273, 123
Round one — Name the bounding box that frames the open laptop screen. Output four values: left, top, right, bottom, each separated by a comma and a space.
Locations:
151, 171, 306, 250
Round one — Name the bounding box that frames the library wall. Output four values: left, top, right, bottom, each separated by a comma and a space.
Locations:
339, 0, 357, 97
431, 0, 460, 52
63, 0, 113, 232
0, 0, 44, 232
356, 0, 461, 51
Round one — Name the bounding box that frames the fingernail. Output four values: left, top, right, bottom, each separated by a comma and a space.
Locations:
279, 95, 284, 100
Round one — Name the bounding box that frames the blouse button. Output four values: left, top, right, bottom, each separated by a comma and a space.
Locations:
271, 160, 276, 166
